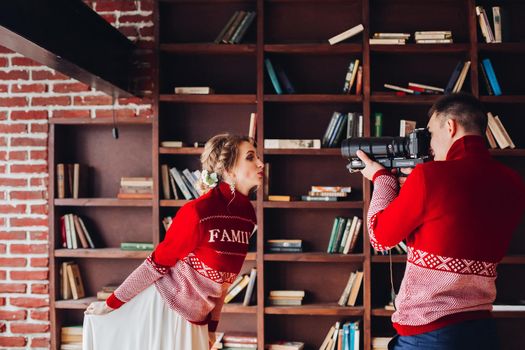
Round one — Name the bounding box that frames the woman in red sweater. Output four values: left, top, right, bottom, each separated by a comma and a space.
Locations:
83, 134, 263, 350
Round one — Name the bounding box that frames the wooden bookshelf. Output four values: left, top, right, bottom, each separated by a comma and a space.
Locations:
48, 0, 525, 349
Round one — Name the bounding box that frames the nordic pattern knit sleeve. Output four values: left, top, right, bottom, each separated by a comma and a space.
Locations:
106, 203, 201, 309
367, 167, 426, 251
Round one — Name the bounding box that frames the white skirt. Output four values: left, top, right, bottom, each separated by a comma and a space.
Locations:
82, 285, 209, 350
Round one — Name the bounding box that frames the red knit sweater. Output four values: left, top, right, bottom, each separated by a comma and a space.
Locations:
106, 182, 257, 332
368, 135, 525, 336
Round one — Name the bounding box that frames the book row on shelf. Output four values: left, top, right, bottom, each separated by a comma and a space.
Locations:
117, 177, 153, 200
214, 11, 256, 45
211, 333, 305, 350
476, 6, 509, 44
320, 321, 361, 350
370, 31, 453, 45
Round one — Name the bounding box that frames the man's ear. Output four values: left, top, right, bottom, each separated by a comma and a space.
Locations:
446, 118, 457, 138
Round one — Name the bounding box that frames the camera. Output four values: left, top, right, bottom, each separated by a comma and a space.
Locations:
341, 128, 432, 171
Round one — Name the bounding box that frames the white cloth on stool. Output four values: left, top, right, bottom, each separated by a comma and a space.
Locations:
82, 284, 209, 350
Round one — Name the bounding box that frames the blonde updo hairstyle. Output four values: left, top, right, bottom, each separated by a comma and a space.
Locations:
198, 133, 255, 194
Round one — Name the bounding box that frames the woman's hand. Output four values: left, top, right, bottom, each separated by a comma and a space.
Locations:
208, 331, 217, 349
84, 301, 114, 316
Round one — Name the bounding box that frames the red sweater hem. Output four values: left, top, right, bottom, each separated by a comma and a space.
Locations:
393, 310, 492, 336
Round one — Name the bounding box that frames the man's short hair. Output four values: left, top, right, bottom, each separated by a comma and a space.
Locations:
428, 93, 487, 134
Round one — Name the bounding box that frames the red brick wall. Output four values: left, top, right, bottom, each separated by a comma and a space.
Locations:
0, 1, 154, 348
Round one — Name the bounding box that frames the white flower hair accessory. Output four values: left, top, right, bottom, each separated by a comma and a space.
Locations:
201, 170, 218, 188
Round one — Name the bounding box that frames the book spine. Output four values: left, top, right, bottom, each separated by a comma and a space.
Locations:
265, 58, 283, 95
445, 61, 463, 94
222, 11, 246, 44
233, 12, 256, 44
479, 62, 494, 95
229, 11, 252, 44
482, 59, 502, 96
342, 61, 355, 93
327, 112, 344, 147
327, 218, 340, 253
492, 7, 502, 43
214, 11, 239, 44
330, 113, 348, 147
374, 112, 383, 137
355, 66, 363, 95
276, 65, 295, 94
323, 112, 340, 147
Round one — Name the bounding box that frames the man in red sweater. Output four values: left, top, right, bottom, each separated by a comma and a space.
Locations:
356, 94, 525, 350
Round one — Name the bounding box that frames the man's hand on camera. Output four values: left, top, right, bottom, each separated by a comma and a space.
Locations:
356, 150, 385, 181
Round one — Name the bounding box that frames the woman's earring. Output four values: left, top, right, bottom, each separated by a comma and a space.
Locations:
229, 180, 235, 195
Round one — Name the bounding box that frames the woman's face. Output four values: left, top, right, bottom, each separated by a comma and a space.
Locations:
230, 141, 264, 194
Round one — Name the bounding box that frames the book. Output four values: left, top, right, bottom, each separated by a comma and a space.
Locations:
268, 195, 293, 202
311, 186, 351, 193
399, 119, 416, 137
452, 61, 471, 93
230, 11, 256, 44
161, 164, 171, 199
160, 141, 186, 148
338, 216, 355, 253
355, 66, 363, 95
369, 38, 406, 45
374, 112, 383, 137
222, 11, 246, 44
224, 275, 250, 303
120, 242, 154, 251
384, 84, 415, 94
327, 217, 342, 253
174, 87, 214, 94
407, 82, 443, 93
276, 64, 296, 94
242, 268, 257, 306
248, 113, 256, 139
486, 127, 498, 149
57, 163, 66, 199
307, 191, 347, 197
265, 58, 282, 94
170, 167, 193, 200
267, 239, 302, 248
338, 272, 356, 306
72, 215, 89, 249
214, 11, 240, 44
373, 32, 410, 39
269, 290, 305, 298
267, 341, 305, 350
61, 261, 73, 300
444, 61, 464, 94
264, 139, 321, 149
494, 115, 515, 149
343, 218, 361, 254
482, 58, 502, 96
415, 38, 453, 44
232, 12, 256, 44
222, 332, 257, 344
301, 195, 339, 202
322, 112, 341, 147
328, 24, 364, 45
346, 270, 364, 306
479, 62, 494, 95
77, 216, 95, 248
66, 263, 85, 300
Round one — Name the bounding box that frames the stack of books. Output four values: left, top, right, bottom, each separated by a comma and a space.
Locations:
96, 285, 118, 301
267, 239, 303, 253
60, 214, 95, 249
479, 58, 502, 96
302, 185, 351, 202
476, 6, 508, 43
161, 165, 202, 200
342, 59, 362, 94
414, 31, 452, 44
267, 341, 305, 350
486, 112, 515, 150
372, 337, 392, 350
320, 321, 360, 350
264, 139, 320, 149
327, 216, 362, 254
60, 326, 83, 350
120, 242, 154, 251
60, 262, 85, 300
56, 163, 87, 199
214, 332, 257, 349
265, 58, 295, 95
214, 11, 256, 44
337, 271, 364, 307
118, 177, 153, 199
268, 290, 305, 306
369, 33, 410, 45
224, 268, 257, 306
